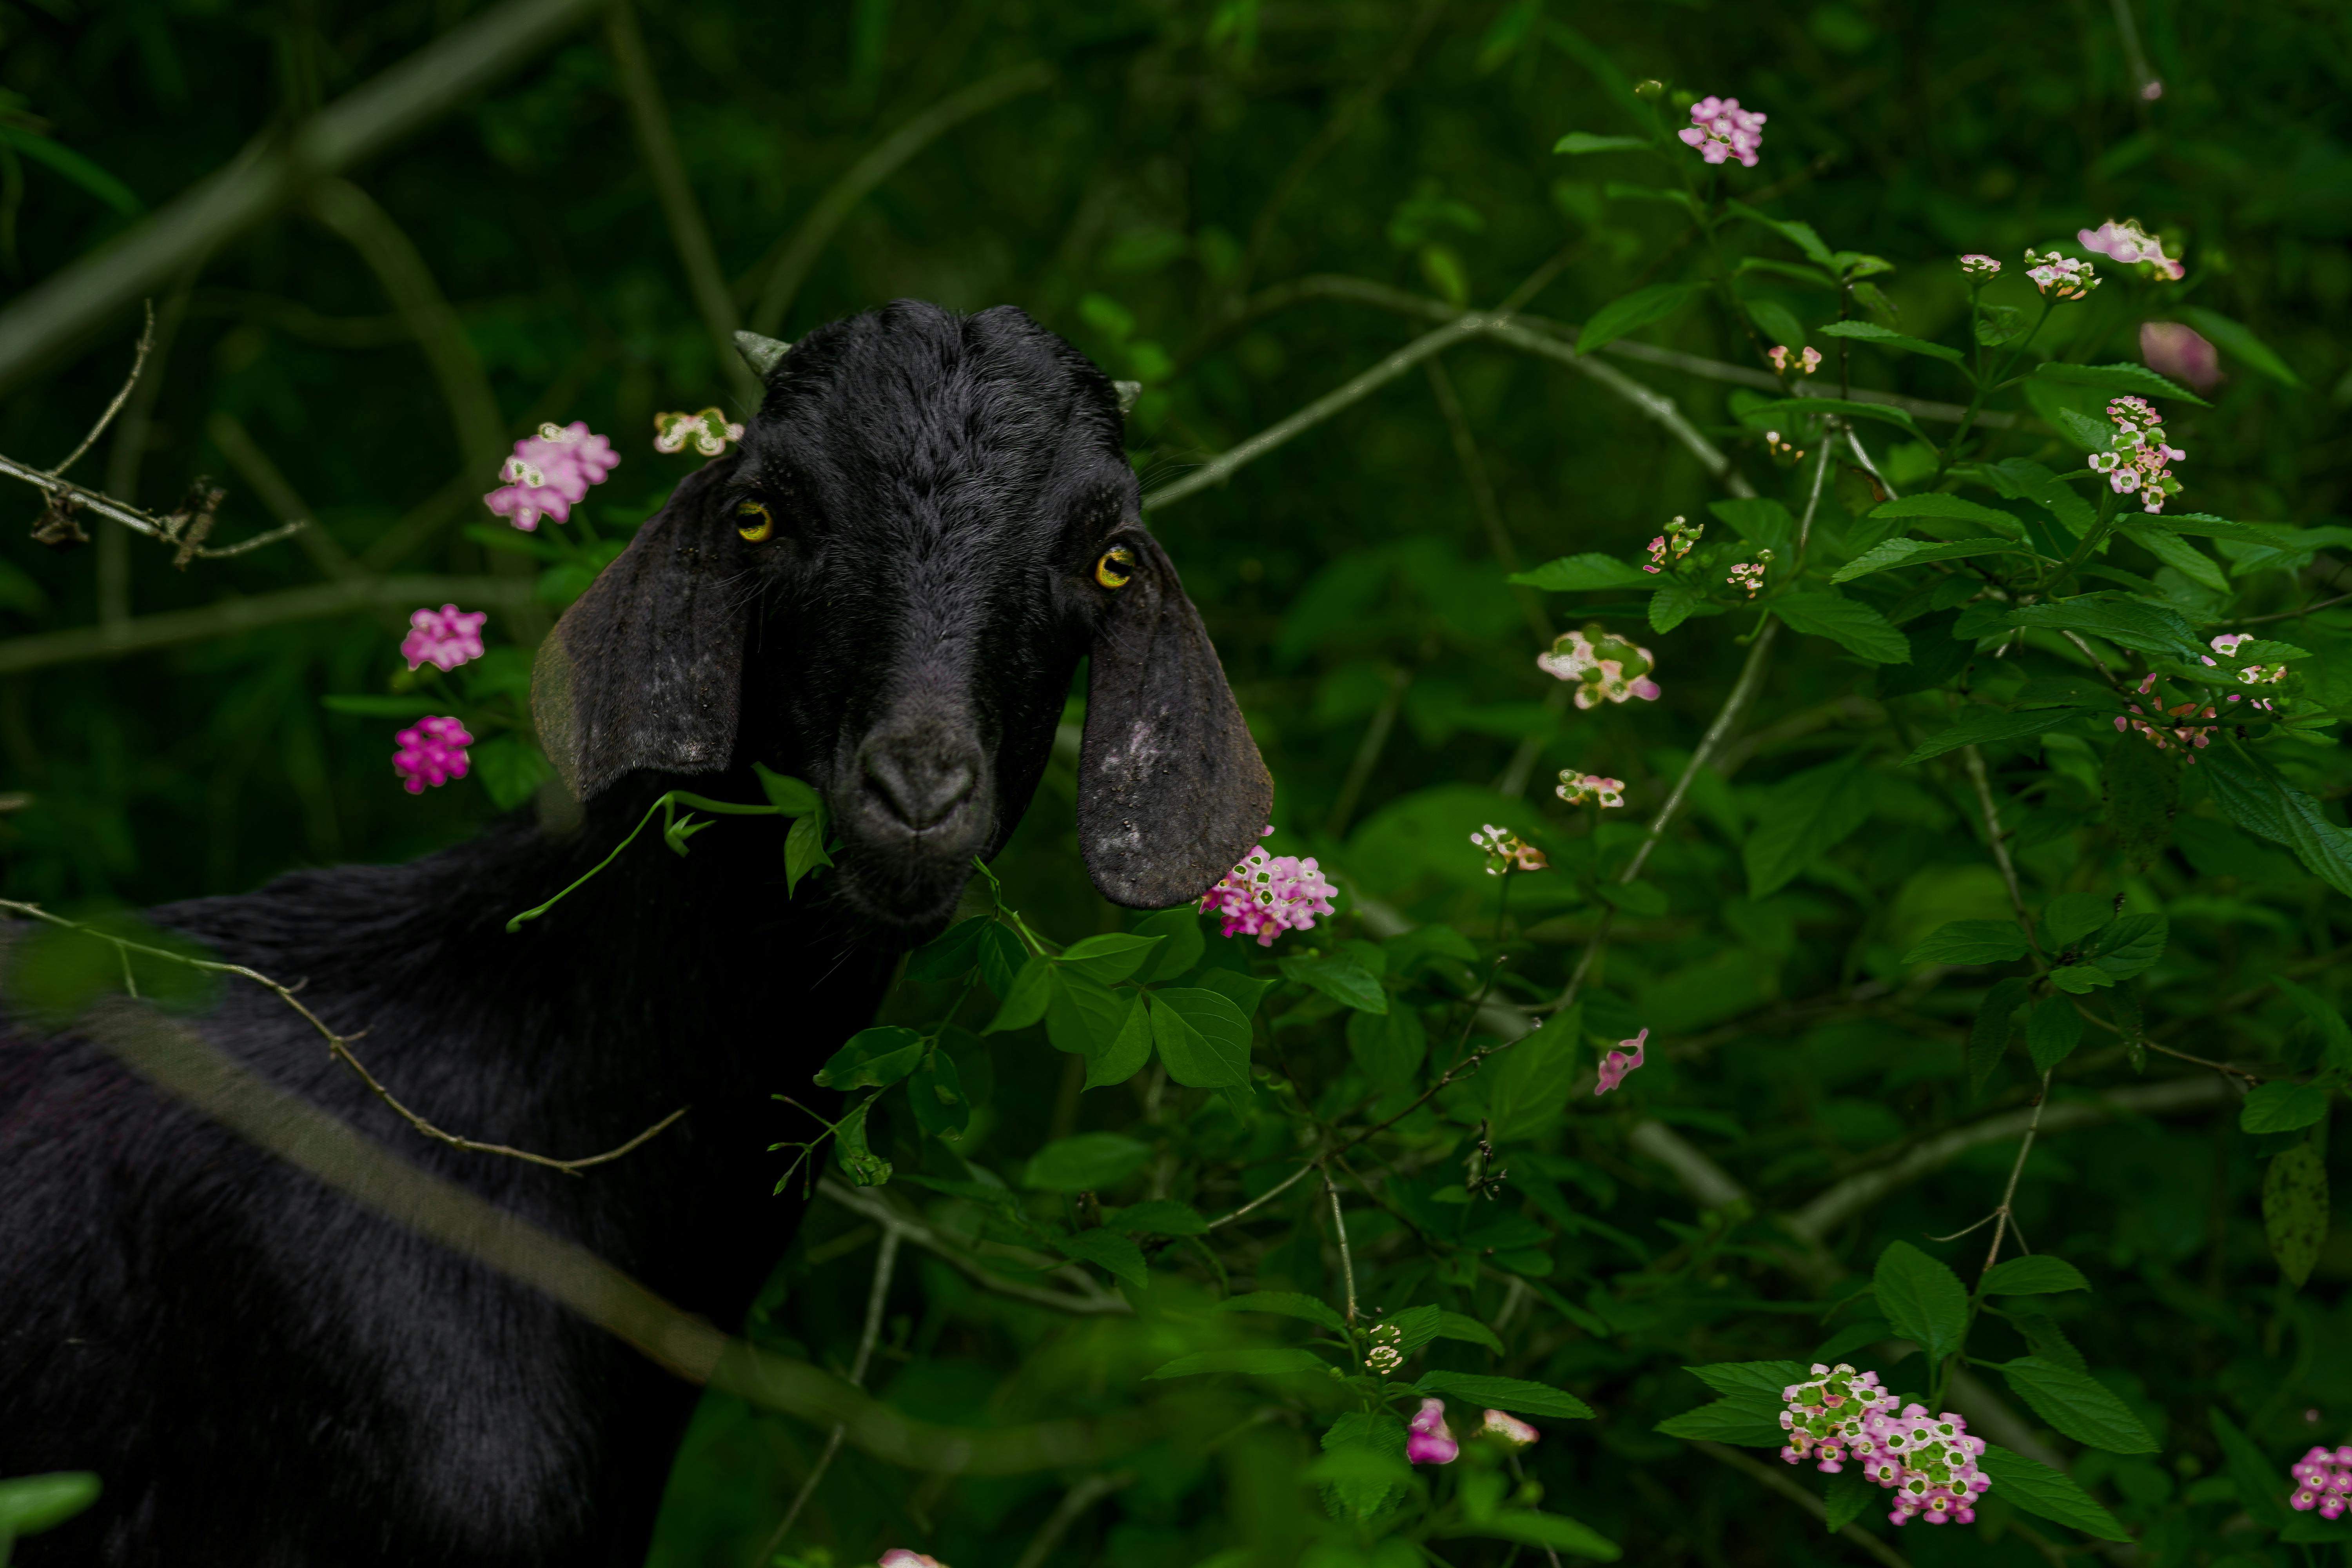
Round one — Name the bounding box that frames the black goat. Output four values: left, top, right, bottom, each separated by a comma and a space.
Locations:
0, 300, 1272, 1565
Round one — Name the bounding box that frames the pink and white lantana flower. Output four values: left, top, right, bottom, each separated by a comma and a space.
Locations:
2078, 218, 2185, 281
1198, 828, 1338, 947
483, 421, 621, 531
400, 604, 488, 673
1537, 625, 1661, 709
1678, 96, 1766, 167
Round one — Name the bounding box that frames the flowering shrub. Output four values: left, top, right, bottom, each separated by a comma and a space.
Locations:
1197, 829, 1338, 944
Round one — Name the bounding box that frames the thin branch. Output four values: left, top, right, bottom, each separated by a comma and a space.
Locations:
1010, 1470, 1137, 1568
1205, 1157, 1323, 1230
49, 300, 154, 478
1691, 1442, 1911, 1568
818, 1179, 1133, 1315
603, 2, 760, 408
1977, 1071, 2053, 1277
206, 410, 359, 580
1962, 744, 2042, 960
753, 1227, 904, 1564
747, 62, 1054, 337
1325, 1172, 1359, 1329
0, 0, 615, 394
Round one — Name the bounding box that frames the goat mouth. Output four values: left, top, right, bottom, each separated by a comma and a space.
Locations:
828, 822, 989, 935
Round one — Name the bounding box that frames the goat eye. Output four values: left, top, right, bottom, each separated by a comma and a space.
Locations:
735, 500, 775, 543
1093, 546, 1136, 589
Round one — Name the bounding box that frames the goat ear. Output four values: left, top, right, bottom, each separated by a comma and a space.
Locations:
531, 457, 748, 801
1077, 532, 1273, 908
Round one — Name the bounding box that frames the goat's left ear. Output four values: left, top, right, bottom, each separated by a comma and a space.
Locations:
531, 457, 748, 801
1078, 532, 1274, 908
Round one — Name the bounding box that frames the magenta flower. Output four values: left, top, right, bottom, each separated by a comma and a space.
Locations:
1198, 828, 1338, 947
1677, 96, 1766, 167
2079, 219, 2184, 282
1482, 1409, 1541, 1448
1406, 1398, 1459, 1465
393, 715, 474, 794
1593, 1029, 1648, 1096
400, 604, 488, 673
483, 421, 621, 532
2290, 1446, 2352, 1519
2141, 322, 2221, 392
1781, 1368, 1988, 1528
1958, 254, 2002, 279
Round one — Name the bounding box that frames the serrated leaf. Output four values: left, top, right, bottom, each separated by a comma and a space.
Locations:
1772, 592, 1911, 664
1317, 1410, 1409, 1523
1815, 319, 1965, 364
1111, 1198, 1206, 1236
1510, 552, 1656, 592
1744, 755, 1873, 897
2011, 1309, 2087, 1372
1148, 987, 1255, 1087
1053, 1227, 1146, 1288
1418, 1370, 1594, 1419
1278, 952, 1388, 1013
2116, 519, 2229, 593
1754, 396, 1923, 438
1649, 577, 1708, 633
1553, 131, 1653, 154
1981, 1256, 2090, 1295
1485, 1002, 1582, 1143
1144, 1348, 1335, 1380
1654, 1399, 1786, 1446
2005, 599, 2202, 659
1055, 931, 1162, 985
2084, 913, 2167, 978
2031, 359, 2210, 408
2028, 996, 2085, 1071
1978, 1444, 2132, 1541
1875, 1240, 1967, 1365
2205, 745, 2352, 899
1577, 282, 1705, 354
1982, 457, 2098, 535
1996, 1357, 2159, 1453
2242, 1080, 2332, 1135
1724, 201, 1836, 266
1216, 1290, 1348, 1331
1903, 919, 2030, 965
1435, 1311, 1505, 1355
813, 1025, 927, 1089
1444, 1512, 1620, 1560
1831, 537, 2026, 583
2265, 1136, 2329, 1289
1868, 492, 2026, 535
1708, 497, 1798, 554
1969, 976, 2031, 1091
1684, 1361, 1809, 1408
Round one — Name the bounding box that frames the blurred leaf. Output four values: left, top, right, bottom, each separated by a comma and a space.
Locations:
1435, 1311, 1504, 1354
1484, 1003, 1580, 1142
2274, 975, 2352, 1071
1441, 1511, 1619, 1559
833, 1098, 891, 1187
907, 1049, 968, 1141
1553, 132, 1652, 155
1903, 919, 2029, 964
1744, 756, 1872, 897
1981, 1256, 2089, 1295
1216, 1291, 1347, 1331
1416, 1370, 1593, 1419
1024, 1132, 1151, 1192
2028, 995, 2085, 1071
1969, 976, 2031, 1090
2211, 1408, 2298, 1530
1510, 553, 1653, 591
2243, 1081, 2331, 1134
813, 1025, 926, 1089
1576, 283, 1704, 354
2264, 1134, 2329, 1288
2180, 305, 2303, 388
1654, 1399, 1784, 1445
1053, 1227, 1146, 1287
1112, 1199, 1206, 1236
1815, 319, 1964, 364
2031, 359, 2210, 408
1145, 1348, 1334, 1379
471, 735, 552, 809
1346, 1003, 1427, 1089
1869, 492, 2026, 534
0, 1471, 101, 1537
1770, 592, 1910, 664
1278, 952, 1387, 1013
1756, 397, 1923, 438
1978, 1445, 2131, 1541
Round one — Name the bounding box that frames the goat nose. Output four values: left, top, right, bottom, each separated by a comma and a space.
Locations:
860, 735, 978, 831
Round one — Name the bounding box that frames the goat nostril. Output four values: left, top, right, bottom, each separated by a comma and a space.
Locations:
863, 747, 978, 831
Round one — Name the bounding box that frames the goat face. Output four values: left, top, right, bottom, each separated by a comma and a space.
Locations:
529, 301, 1272, 935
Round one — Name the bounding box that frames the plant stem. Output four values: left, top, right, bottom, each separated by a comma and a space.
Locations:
1325, 1172, 1359, 1329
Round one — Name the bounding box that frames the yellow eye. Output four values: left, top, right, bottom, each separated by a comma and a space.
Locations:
1094, 545, 1135, 589
736, 500, 774, 543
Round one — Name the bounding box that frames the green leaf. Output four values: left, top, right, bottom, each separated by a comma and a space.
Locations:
753, 763, 822, 815
2211, 1407, 2298, 1530
907, 916, 991, 982
2274, 975, 2352, 1071
2116, 519, 2229, 593
1417, 1370, 1594, 1419
1824, 1469, 1875, 1533
1873, 1240, 1968, 1364
1770, 592, 1911, 664
1684, 1361, 1810, 1406
2180, 305, 2303, 388
1745, 298, 1808, 355
1346, 1003, 1428, 1089
321, 693, 441, 717
784, 812, 834, 895
1316, 1410, 1410, 1523
1744, 756, 1873, 897
1278, 952, 1388, 1013
0, 124, 144, 214
1435, 1310, 1506, 1355
1709, 497, 1798, 554
1131, 908, 1206, 982
1814, 319, 1965, 364
1023, 1132, 1151, 1192
2004, 599, 2202, 659
1192, 966, 1276, 1018
1053, 1227, 1147, 1288
1055, 931, 1163, 985
1724, 201, 1836, 267
834, 1097, 892, 1187
2012, 1309, 2087, 1372
1982, 457, 2098, 535
1996, 1358, 2159, 1453
1577, 282, 1705, 354
1648, 577, 1709, 633
1381, 1303, 1445, 1354
2205, 745, 2352, 899
1654, 1399, 1786, 1446
1831, 537, 2025, 583
2242, 1081, 2332, 1135
1445, 1512, 1621, 1560
1553, 131, 1653, 155
1969, 976, 2031, 1091
907, 1049, 969, 1141
2265, 1134, 2330, 1288
1509, 552, 1656, 592
813, 1025, 927, 1089
1216, 1290, 1348, 1332
1084, 993, 1156, 1089
1978, 1444, 2132, 1542
1868, 492, 2026, 535
2084, 914, 2167, 978
2028, 996, 2085, 1071
1144, 1348, 1335, 1380
0, 1471, 102, 1537
1484, 1003, 1582, 1142
1112, 1198, 1207, 1236
2031, 358, 2210, 408
1045, 968, 1131, 1058
1981, 1256, 2090, 1295
1902, 919, 2030, 965
1148, 987, 1255, 1087
1755, 397, 1923, 438
472, 735, 555, 810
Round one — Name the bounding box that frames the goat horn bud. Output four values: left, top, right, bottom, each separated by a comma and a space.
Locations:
1113, 379, 1142, 417
732, 330, 793, 381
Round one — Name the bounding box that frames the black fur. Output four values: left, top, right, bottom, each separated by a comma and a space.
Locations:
0, 301, 1270, 1564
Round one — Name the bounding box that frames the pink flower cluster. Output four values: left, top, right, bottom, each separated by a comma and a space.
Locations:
1767, 345, 1821, 376
483, 421, 621, 532
1556, 771, 1625, 809
880, 1552, 947, 1568
2080, 219, 2184, 282
1470, 823, 1548, 876
2117, 699, 2220, 756
1644, 514, 1702, 574
1678, 96, 1765, 167
2289, 1446, 2352, 1518
1958, 254, 2002, 279
1594, 1029, 1648, 1096
2087, 395, 2185, 513
1728, 559, 1768, 599
1198, 828, 1336, 946
1537, 625, 1661, 709
2205, 632, 2290, 695
2024, 250, 2099, 299
393, 715, 474, 794
1779, 1364, 1991, 1528
1404, 1399, 1540, 1465
401, 603, 487, 673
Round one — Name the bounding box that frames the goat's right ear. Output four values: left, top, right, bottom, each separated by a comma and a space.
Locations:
531, 457, 749, 801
